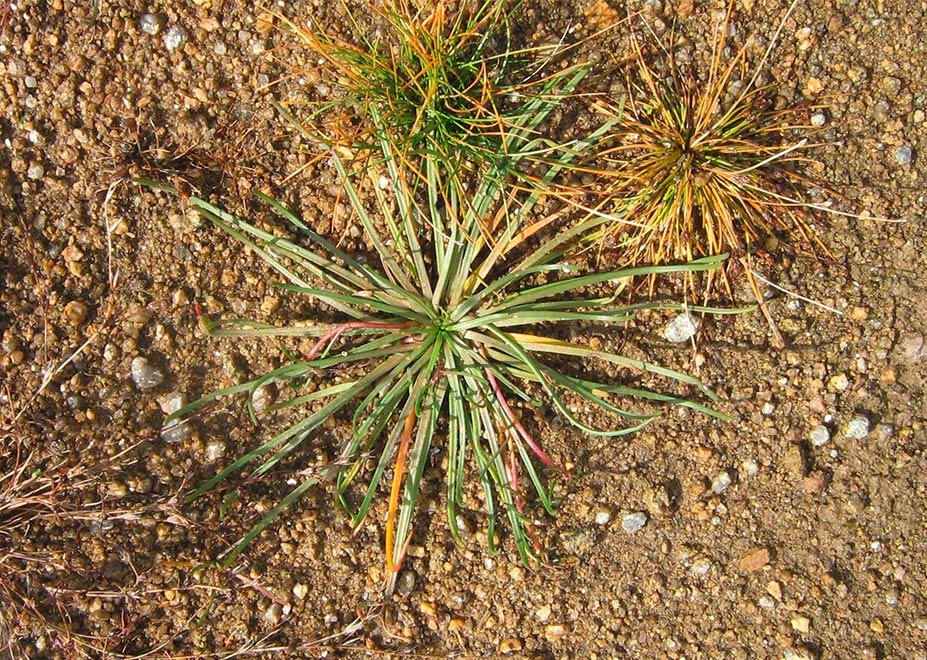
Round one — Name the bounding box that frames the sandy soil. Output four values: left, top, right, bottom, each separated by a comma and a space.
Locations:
1, 0, 925, 658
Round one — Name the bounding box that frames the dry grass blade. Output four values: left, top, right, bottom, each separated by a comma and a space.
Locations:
594, 0, 827, 295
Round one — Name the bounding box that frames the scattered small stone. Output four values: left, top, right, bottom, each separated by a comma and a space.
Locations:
741, 459, 759, 477
766, 580, 782, 600
900, 335, 926, 362
711, 470, 732, 495
63, 300, 89, 327
791, 615, 811, 633
621, 512, 648, 533
809, 424, 830, 447
758, 596, 776, 609
205, 440, 226, 462
843, 414, 871, 439
690, 557, 712, 576
251, 383, 275, 413
593, 506, 612, 525
761, 402, 775, 415
395, 570, 416, 596
26, 162, 44, 180
535, 605, 552, 622
139, 13, 163, 35
827, 373, 850, 391
544, 624, 569, 642
448, 617, 465, 631
663, 312, 700, 343
870, 617, 885, 634
873, 423, 893, 440
810, 111, 827, 126
805, 77, 824, 94
419, 602, 437, 617
108, 481, 128, 499
131, 357, 164, 390
163, 26, 187, 51
894, 145, 913, 166
263, 602, 282, 626
292, 583, 308, 600
738, 546, 770, 572
499, 638, 523, 654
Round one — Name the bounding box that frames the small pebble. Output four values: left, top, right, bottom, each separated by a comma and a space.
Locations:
663, 312, 700, 343
593, 506, 612, 525
205, 440, 226, 462
761, 402, 775, 415
396, 570, 416, 596
63, 300, 89, 327
758, 596, 776, 609
738, 546, 770, 571
131, 357, 164, 390
263, 602, 282, 626
163, 26, 187, 51
139, 13, 162, 35
711, 470, 732, 495
741, 459, 759, 477
292, 583, 308, 600
791, 615, 811, 633
690, 557, 712, 576
843, 415, 871, 439
251, 383, 275, 413
535, 605, 552, 622
621, 512, 648, 533
544, 624, 569, 642
828, 373, 850, 391
767, 580, 782, 600
809, 424, 830, 447
26, 162, 44, 180
810, 111, 827, 126
894, 145, 913, 166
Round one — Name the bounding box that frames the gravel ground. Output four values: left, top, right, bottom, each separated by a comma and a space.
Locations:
1, 0, 925, 658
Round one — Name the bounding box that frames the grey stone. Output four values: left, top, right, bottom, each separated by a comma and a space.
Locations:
621, 512, 648, 533
843, 415, 871, 439
809, 424, 831, 447
163, 26, 187, 51
663, 312, 700, 343
131, 357, 164, 390
894, 145, 913, 166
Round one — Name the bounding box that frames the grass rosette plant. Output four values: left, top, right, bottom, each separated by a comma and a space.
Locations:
280, 0, 596, 183
142, 99, 739, 589
593, 0, 825, 289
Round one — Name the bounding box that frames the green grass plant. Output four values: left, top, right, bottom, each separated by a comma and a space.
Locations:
281, 0, 592, 182
141, 96, 738, 585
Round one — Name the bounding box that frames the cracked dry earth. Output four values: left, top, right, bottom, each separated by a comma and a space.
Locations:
1, 0, 926, 658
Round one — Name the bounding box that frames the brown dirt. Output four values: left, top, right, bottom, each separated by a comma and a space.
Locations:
1, 0, 925, 658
